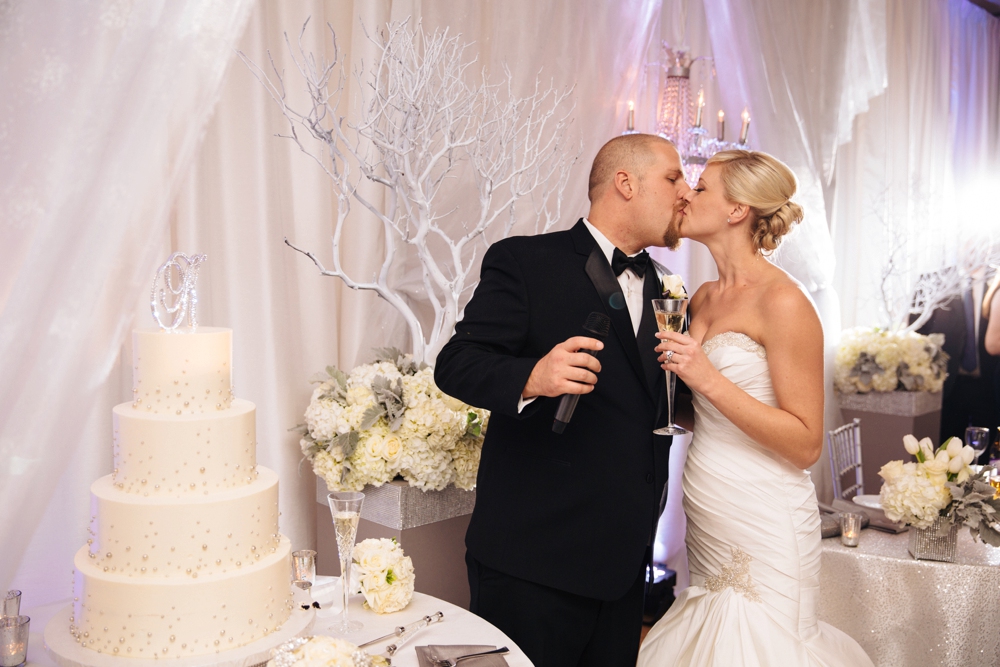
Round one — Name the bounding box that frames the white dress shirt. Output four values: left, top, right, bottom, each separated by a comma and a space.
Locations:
517, 219, 649, 411
582, 218, 645, 336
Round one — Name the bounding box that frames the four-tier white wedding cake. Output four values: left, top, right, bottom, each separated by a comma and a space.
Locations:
68, 326, 293, 658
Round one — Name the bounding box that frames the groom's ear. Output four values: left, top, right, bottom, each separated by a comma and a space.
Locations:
614, 169, 636, 200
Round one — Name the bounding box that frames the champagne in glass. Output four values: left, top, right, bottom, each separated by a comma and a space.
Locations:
652, 298, 689, 436
327, 491, 364, 635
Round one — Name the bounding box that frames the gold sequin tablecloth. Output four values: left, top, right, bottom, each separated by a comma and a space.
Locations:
819, 530, 1000, 667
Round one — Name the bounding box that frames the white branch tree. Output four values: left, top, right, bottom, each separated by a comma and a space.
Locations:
241, 19, 577, 365
875, 186, 1000, 333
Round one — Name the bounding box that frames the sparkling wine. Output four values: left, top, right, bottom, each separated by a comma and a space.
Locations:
333, 511, 359, 555
656, 311, 684, 333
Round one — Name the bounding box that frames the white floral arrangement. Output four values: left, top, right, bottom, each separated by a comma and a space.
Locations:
880, 435, 1000, 544
298, 348, 488, 492
268, 635, 388, 667
350, 538, 415, 614
835, 327, 948, 393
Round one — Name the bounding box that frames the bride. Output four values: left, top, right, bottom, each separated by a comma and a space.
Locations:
640, 150, 873, 666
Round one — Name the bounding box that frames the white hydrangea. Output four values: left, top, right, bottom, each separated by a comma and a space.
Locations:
299, 353, 488, 492
879, 460, 951, 528
451, 436, 483, 490
835, 327, 948, 394
350, 538, 415, 614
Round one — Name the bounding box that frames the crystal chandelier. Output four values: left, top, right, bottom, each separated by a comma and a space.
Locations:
654, 43, 751, 187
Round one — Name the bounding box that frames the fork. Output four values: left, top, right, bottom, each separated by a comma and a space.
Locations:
430, 646, 510, 666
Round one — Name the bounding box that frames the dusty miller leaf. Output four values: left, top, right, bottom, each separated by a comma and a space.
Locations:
371, 375, 406, 432
331, 431, 360, 460
360, 404, 386, 430
328, 366, 349, 390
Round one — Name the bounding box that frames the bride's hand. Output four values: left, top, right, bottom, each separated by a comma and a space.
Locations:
655, 331, 717, 392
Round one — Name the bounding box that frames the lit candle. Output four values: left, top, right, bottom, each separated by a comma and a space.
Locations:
840, 512, 863, 547
627, 101, 635, 132
716, 110, 725, 141
739, 107, 751, 145
0, 615, 29, 667
694, 88, 705, 128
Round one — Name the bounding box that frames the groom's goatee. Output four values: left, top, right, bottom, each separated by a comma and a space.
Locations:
663, 205, 685, 250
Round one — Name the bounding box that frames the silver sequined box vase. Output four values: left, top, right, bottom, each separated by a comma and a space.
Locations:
908, 516, 958, 562
316, 478, 476, 530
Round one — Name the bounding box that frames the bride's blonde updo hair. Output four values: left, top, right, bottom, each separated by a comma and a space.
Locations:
705, 150, 804, 254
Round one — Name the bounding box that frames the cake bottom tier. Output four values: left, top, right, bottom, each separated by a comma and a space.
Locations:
71, 536, 293, 658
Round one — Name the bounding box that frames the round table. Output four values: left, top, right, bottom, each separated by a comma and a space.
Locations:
309, 576, 531, 666
24, 577, 531, 667
819, 529, 1000, 667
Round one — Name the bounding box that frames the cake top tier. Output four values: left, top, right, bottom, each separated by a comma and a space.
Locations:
132, 327, 234, 415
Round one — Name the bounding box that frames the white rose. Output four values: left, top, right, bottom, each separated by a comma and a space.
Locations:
902, 434, 920, 456
878, 460, 906, 484
358, 547, 390, 574
383, 434, 404, 465
661, 274, 687, 298
934, 449, 950, 464
923, 457, 950, 484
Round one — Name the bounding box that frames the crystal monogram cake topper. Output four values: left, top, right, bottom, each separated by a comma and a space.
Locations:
150, 252, 207, 330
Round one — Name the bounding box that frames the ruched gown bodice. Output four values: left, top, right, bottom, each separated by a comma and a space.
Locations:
638, 333, 873, 666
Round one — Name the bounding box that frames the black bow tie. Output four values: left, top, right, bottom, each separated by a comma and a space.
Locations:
611, 248, 650, 277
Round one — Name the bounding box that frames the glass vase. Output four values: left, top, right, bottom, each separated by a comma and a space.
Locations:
908, 516, 958, 562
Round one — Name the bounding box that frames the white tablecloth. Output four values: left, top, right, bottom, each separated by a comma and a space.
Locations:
23, 577, 531, 667
819, 530, 1000, 667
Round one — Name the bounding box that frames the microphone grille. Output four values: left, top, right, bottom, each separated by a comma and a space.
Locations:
583, 312, 612, 339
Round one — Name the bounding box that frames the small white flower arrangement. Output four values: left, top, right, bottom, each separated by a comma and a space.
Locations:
835, 327, 948, 393
879, 434, 1000, 544
269, 635, 388, 667
298, 348, 489, 492
350, 538, 415, 614
661, 274, 687, 299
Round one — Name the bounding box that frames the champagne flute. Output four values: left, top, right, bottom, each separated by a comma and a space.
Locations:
652, 298, 689, 435
327, 491, 364, 635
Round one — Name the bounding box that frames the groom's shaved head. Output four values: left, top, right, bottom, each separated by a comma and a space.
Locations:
588, 134, 676, 201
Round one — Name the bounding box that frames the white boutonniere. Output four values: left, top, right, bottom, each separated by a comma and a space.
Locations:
661, 274, 687, 299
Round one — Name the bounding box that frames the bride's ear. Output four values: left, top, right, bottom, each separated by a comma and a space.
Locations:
728, 204, 750, 225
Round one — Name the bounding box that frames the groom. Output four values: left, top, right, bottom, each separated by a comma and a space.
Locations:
435, 134, 690, 666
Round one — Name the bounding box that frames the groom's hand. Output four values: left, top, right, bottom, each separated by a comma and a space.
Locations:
522, 337, 604, 399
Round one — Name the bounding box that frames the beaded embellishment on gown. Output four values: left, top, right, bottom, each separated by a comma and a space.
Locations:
638, 333, 873, 667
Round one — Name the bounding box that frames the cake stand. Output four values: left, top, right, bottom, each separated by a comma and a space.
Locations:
44, 605, 315, 667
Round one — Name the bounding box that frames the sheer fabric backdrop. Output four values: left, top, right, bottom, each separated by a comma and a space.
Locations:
832, 0, 1000, 329
4, 0, 998, 608
3, 0, 667, 602
0, 0, 255, 601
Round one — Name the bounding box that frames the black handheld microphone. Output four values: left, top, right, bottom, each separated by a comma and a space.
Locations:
552, 312, 612, 434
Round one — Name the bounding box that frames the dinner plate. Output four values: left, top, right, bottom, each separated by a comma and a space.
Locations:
852, 494, 882, 510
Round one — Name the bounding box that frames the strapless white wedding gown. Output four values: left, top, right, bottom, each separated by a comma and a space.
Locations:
639, 333, 873, 667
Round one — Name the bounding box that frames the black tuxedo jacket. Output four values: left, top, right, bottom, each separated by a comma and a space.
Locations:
435, 220, 672, 601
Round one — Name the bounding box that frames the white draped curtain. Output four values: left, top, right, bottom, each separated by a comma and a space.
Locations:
2, 0, 665, 603
0, 0, 256, 601
3, 0, 998, 609
833, 0, 1000, 329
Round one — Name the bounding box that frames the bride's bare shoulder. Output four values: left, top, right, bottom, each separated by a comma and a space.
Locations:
758, 272, 821, 336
